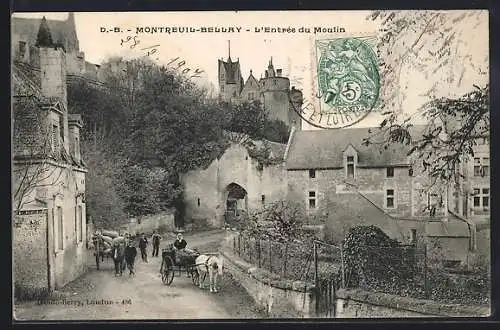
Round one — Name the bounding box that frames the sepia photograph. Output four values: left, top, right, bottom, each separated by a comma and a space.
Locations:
11, 10, 490, 320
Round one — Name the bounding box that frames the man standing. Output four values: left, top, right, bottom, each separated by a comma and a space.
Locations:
151, 231, 162, 257
124, 240, 137, 276
139, 233, 148, 262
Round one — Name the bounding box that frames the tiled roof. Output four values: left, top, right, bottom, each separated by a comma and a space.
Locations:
12, 61, 42, 98
266, 141, 287, 160
242, 72, 260, 91
425, 220, 470, 238
219, 58, 243, 86
285, 125, 427, 170
12, 16, 77, 53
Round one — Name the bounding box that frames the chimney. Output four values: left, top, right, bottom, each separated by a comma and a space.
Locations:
276, 69, 282, 77
68, 114, 83, 163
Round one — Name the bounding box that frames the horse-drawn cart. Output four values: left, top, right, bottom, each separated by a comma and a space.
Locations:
160, 245, 204, 286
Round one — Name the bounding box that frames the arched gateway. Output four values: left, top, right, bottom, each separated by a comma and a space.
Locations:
224, 182, 247, 226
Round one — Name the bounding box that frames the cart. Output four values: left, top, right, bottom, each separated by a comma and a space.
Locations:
159, 245, 203, 286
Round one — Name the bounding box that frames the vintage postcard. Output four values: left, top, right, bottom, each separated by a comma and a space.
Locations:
11, 10, 490, 320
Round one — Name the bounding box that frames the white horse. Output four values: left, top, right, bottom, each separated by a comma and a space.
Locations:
195, 254, 224, 293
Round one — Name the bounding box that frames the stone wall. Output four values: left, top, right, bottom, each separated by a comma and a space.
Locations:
335, 289, 490, 318
13, 211, 49, 298
220, 247, 315, 318
182, 143, 285, 228
124, 211, 175, 235
286, 166, 446, 220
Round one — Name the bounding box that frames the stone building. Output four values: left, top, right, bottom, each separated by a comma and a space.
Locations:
181, 132, 287, 228
218, 43, 304, 130
12, 17, 87, 297
284, 126, 485, 265
12, 13, 102, 82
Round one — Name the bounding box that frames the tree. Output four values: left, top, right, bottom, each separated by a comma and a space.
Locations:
364, 10, 489, 183
81, 137, 128, 228
242, 201, 306, 243
12, 97, 67, 211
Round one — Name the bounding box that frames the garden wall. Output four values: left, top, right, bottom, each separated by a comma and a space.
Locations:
125, 210, 175, 235
220, 248, 316, 318
335, 289, 491, 318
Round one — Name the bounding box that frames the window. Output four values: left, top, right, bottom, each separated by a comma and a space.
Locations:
346, 156, 355, 178
308, 191, 316, 210
386, 167, 394, 178
474, 157, 490, 177
52, 124, 59, 150
75, 137, 79, 156
59, 115, 64, 142
220, 85, 224, 92
197, 198, 200, 207
74, 206, 78, 240
55, 206, 64, 251
309, 169, 316, 179
248, 92, 254, 100
78, 206, 83, 242
19, 41, 26, 58
386, 189, 395, 208
221, 73, 225, 81
261, 195, 265, 205
473, 188, 489, 209
410, 229, 417, 244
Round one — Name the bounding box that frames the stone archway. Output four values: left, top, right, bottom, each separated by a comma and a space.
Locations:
224, 182, 248, 226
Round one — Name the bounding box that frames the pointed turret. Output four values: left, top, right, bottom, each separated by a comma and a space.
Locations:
67, 12, 76, 26
36, 16, 54, 48
267, 57, 276, 77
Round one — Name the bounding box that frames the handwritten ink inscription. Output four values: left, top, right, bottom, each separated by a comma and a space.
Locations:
120, 35, 204, 79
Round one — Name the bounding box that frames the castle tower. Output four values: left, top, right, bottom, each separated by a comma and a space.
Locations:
37, 17, 70, 153
289, 86, 303, 131
260, 57, 291, 125
218, 40, 243, 102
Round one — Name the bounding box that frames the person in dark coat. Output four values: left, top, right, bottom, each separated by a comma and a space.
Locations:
139, 233, 148, 262
124, 240, 137, 276
151, 231, 162, 257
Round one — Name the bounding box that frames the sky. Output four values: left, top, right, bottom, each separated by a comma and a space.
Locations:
13, 11, 488, 130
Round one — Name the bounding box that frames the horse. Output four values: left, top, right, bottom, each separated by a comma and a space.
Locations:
112, 243, 126, 276
195, 254, 224, 293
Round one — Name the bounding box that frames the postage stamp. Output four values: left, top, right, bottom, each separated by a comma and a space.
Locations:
312, 37, 380, 129
11, 10, 490, 321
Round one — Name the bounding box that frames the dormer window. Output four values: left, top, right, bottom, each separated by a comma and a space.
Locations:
346, 156, 355, 179
344, 145, 358, 179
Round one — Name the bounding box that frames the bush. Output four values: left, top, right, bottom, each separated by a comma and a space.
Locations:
343, 225, 418, 289
426, 269, 490, 305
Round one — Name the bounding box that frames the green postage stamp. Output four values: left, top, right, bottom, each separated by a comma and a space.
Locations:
313, 37, 380, 128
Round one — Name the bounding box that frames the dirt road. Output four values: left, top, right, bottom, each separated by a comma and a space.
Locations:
13, 230, 265, 320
